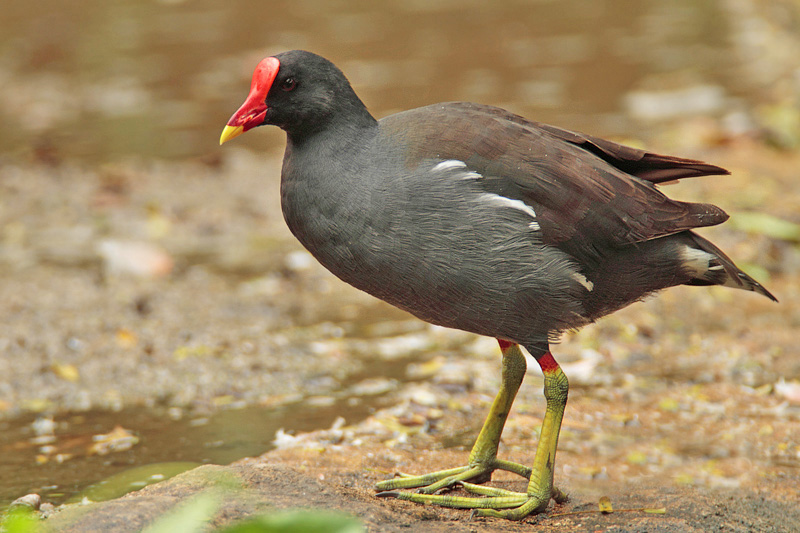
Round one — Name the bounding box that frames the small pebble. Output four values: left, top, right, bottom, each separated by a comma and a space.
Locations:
10, 493, 41, 510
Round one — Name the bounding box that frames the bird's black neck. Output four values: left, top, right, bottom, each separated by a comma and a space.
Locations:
286, 84, 378, 147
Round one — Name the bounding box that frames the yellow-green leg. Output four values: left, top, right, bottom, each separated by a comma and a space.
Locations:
473, 351, 569, 519
376, 341, 529, 493
376, 342, 570, 521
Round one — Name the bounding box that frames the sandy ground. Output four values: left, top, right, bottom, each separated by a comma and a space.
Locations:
1, 136, 799, 530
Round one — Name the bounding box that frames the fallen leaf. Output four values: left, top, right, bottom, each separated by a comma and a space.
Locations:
89, 426, 139, 455
116, 328, 138, 348
51, 363, 80, 382
599, 496, 613, 514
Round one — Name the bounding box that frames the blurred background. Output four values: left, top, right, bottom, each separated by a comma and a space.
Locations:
1, 0, 798, 520
2, 0, 799, 162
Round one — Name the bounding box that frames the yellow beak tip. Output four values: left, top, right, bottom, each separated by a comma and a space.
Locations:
219, 125, 244, 145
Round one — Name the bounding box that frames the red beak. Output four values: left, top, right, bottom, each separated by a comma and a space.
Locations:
220, 56, 281, 144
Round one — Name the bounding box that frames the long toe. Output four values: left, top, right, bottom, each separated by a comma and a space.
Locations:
375, 464, 496, 494
383, 487, 557, 520
375, 456, 535, 494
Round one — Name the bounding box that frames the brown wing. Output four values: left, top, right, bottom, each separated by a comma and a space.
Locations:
388, 102, 729, 261
493, 108, 729, 183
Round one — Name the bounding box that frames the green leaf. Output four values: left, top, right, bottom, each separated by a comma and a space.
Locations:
141, 492, 221, 533
219, 510, 365, 533
729, 212, 800, 242
1, 507, 40, 533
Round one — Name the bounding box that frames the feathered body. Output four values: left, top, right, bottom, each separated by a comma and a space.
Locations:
275, 78, 773, 352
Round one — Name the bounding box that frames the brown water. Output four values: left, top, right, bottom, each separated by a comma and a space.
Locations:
0, 353, 416, 507
0, 402, 365, 507
0, 0, 775, 162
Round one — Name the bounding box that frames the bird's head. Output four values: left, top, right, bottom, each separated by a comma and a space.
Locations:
220, 50, 369, 144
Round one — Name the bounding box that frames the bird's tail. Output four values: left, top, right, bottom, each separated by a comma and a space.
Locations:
681, 232, 777, 302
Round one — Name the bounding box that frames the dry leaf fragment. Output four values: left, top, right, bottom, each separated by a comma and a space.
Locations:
51, 363, 80, 382
115, 328, 138, 348
599, 496, 614, 514
89, 426, 139, 455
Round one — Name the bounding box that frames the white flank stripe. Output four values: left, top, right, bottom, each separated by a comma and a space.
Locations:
480, 193, 538, 220
573, 272, 594, 291
528, 221, 541, 231
432, 160, 467, 172
460, 171, 483, 180
680, 245, 714, 276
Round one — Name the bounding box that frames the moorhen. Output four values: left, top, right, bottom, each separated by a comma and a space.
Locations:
220, 50, 776, 521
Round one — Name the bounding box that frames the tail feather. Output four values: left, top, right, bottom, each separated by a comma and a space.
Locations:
682, 232, 778, 302
727, 270, 778, 302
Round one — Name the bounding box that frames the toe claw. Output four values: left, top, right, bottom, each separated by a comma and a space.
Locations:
552, 487, 569, 503
375, 491, 400, 498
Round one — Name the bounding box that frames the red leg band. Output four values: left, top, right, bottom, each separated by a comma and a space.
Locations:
536, 351, 560, 374
497, 339, 516, 352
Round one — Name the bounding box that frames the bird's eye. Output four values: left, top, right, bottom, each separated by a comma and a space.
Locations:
280, 77, 297, 92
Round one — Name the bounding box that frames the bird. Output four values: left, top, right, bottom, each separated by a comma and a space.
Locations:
220, 50, 776, 521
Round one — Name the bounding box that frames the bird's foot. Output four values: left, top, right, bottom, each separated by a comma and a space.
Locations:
377, 480, 568, 520
375, 458, 531, 494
